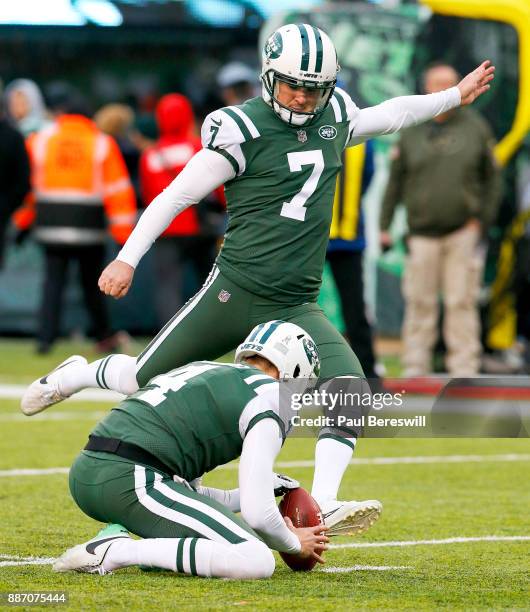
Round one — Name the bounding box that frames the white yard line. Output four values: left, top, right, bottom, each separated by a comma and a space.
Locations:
0, 468, 69, 477
270, 453, 530, 469
0, 411, 108, 422
2, 535, 529, 568
1, 453, 530, 478
330, 535, 530, 549
0, 554, 56, 567
320, 565, 412, 572
0, 383, 121, 403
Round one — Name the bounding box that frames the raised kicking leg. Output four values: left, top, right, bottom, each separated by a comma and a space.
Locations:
21, 267, 251, 415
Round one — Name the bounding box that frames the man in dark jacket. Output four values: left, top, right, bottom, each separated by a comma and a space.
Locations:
380, 63, 501, 376
0, 84, 30, 268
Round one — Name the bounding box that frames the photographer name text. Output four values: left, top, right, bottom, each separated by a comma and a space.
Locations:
291, 414, 427, 428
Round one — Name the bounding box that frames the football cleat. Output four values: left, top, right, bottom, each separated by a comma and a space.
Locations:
53, 524, 130, 575
21, 355, 87, 416
321, 499, 382, 536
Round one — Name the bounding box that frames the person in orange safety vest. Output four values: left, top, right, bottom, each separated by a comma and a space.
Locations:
13, 91, 137, 354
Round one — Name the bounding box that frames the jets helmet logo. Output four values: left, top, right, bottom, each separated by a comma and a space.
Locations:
264, 32, 283, 60
302, 338, 320, 376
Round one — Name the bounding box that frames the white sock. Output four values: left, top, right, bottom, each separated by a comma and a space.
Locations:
311, 437, 356, 506
103, 537, 274, 579
103, 538, 177, 572
203, 539, 275, 579
57, 354, 138, 397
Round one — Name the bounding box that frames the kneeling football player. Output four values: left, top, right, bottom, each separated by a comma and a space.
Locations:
54, 321, 381, 578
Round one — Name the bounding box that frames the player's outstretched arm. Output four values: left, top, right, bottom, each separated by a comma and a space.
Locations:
239, 419, 303, 554
239, 419, 329, 559
349, 60, 495, 143
98, 148, 234, 299
196, 473, 299, 513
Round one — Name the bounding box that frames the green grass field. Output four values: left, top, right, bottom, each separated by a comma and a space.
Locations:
0, 340, 529, 610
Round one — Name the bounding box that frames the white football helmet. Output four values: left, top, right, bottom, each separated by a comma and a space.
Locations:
261, 23, 339, 126
235, 320, 320, 379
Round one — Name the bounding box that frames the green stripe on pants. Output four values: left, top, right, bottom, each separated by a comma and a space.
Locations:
189, 538, 198, 575
144, 475, 250, 544
176, 539, 185, 573
69, 454, 261, 543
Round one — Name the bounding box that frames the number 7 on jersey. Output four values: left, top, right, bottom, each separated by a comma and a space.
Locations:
281, 150, 324, 222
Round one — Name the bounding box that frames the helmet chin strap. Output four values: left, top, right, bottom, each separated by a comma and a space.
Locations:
273, 101, 313, 126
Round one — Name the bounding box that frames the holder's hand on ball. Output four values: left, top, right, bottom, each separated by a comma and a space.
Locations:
284, 517, 329, 564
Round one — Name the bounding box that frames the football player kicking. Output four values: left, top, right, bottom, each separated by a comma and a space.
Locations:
24, 24, 494, 526
54, 322, 379, 579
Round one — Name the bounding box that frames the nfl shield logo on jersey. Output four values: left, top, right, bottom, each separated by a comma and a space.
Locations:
218, 289, 231, 303
297, 130, 307, 143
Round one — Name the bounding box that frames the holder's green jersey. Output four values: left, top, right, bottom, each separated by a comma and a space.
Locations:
201, 89, 359, 303
90, 362, 286, 481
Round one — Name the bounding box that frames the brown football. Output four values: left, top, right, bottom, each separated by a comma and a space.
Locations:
278, 487, 325, 571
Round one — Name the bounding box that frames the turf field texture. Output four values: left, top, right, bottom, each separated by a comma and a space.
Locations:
0, 340, 528, 610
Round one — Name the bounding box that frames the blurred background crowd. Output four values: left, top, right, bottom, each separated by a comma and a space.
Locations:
1, 0, 529, 377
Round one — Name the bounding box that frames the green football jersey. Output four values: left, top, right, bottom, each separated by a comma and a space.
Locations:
201, 89, 360, 303
90, 362, 286, 481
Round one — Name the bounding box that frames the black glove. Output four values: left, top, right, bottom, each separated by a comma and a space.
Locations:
273, 472, 300, 497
